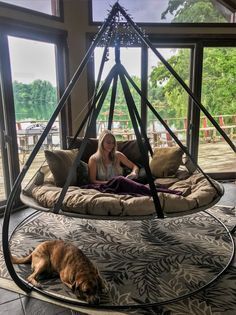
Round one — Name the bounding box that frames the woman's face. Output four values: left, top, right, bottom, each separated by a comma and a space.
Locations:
102, 134, 115, 153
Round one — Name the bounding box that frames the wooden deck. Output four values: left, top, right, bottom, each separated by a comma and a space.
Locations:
0, 141, 235, 201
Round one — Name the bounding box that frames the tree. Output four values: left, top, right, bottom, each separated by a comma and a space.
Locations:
161, 0, 227, 23
149, 47, 236, 121
13, 80, 57, 121
150, 49, 190, 121
98, 76, 142, 128
201, 48, 236, 116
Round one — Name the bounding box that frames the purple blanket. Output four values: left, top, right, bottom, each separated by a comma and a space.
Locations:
81, 176, 182, 197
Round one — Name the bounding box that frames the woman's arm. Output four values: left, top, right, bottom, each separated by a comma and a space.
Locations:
88, 155, 108, 184
117, 151, 139, 179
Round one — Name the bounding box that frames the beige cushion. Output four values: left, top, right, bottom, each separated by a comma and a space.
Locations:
22, 165, 54, 196
31, 173, 221, 216
150, 147, 183, 178
154, 177, 179, 188
44, 149, 78, 187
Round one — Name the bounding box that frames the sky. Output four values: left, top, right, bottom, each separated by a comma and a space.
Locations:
8, 37, 57, 86
6, 1, 176, 86
8, 36, 176, 86
92, 0, 173, 23
0, 0, 52, 14
95, 47, 177, 80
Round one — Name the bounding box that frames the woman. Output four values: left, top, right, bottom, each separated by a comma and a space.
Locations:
88, 129, 139, 184
82, 129, 181, 197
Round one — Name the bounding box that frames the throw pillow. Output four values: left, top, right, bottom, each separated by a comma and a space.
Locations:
117, 139, 143, 167
67, 137, 98, 163
44, 149, 78, 187
149, 147, 183, 178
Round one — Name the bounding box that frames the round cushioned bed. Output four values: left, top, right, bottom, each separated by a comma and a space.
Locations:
21, 166, 223, 217
21, 138, 223, 218
21, 172, 223, 218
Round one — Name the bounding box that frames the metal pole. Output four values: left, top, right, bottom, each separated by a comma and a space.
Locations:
117, 3, 236, 153
119, 68, 164, 218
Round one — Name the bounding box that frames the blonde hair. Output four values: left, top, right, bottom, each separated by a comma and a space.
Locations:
96, 129, 119, 173
97, 129, 117, 161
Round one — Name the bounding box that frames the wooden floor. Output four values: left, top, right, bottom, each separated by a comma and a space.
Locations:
0, 141, 235, 201
198, 142, 236, 172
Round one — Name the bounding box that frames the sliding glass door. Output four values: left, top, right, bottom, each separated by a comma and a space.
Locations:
198, 46, 236, 176
0, 96, 8, 205
0, 28, 67, 209
8, 36, 60, 188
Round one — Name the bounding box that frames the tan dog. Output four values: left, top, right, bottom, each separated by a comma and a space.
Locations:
11, 240, 105, 304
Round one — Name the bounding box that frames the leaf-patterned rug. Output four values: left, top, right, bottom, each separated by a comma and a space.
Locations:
1, 205, 236, 314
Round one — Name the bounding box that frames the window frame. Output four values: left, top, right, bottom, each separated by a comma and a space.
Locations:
0, 18, 69, 212
0, 0, 64, 22
87, 32, 236, 180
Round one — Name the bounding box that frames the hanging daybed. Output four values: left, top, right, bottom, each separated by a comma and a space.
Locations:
10, 1, 234, 220
21, 139, 223, 218
2, 1, 235, 308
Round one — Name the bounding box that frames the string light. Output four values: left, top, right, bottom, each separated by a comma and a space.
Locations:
97, 4, 147, 50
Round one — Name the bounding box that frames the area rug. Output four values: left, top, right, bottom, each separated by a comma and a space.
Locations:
0, 204, 235, 314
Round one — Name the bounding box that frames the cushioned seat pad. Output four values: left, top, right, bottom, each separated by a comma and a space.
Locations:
28, 173, 222, 217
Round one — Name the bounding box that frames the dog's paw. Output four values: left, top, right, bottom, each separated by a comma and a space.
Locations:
27, 277, 42, 289
28, 281, 43, 289
34, 282, 43, 289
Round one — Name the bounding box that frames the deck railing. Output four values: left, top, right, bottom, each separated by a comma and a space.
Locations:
15, 114, 236, 154
97, 114, 236, 146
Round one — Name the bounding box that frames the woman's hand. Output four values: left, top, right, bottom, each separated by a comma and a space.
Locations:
126, 171, 138, 180
117, 151, 139, 180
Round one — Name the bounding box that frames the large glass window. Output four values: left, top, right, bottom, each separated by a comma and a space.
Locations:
0, 28, 66, 209
0, 0, 61, 17
198, 47, 236, 174
91, 40, 235, 178
8, 36, 60, 188
91, 0, 233, 23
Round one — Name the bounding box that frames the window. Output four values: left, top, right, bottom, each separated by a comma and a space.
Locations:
91, 0, 234, 23
0, 27, 67, 210
0, 0, 61, 17
8, 36, 61, 188
198, 46, 236, 175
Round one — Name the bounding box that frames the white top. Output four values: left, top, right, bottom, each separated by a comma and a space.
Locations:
97, 162, 123, 181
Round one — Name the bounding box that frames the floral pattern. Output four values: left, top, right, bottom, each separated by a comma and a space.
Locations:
0, 205, 235, 314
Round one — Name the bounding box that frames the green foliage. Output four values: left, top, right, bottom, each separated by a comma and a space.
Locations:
149, 47, 236, 120
201, 48, 236, 116
97, 76, 141, 129
162, 0, 227, 22
13, 80, 57, 121
150, 49, 190, 120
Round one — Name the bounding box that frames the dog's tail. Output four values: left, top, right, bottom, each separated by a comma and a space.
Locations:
11, 253, 32, 264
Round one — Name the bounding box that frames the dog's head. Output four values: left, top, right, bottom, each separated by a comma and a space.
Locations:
72, 276, 103, 305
